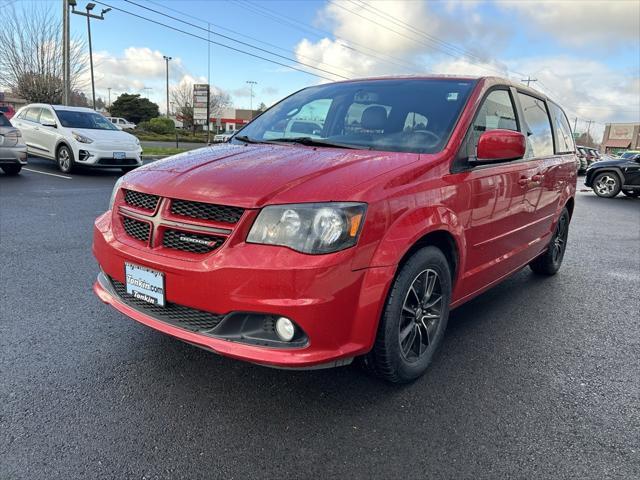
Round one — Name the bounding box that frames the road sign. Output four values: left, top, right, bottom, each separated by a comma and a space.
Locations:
193, 84, 209, 125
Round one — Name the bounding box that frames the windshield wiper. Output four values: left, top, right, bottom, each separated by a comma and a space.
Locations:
266, 137, 366, 150
233, 135, 272, 145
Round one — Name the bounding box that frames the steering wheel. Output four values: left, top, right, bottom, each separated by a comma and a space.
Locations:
413, 130, 441, 147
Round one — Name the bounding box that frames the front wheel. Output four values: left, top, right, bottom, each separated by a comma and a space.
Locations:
361, 246, 451, 383
622, 190, 640, 198
529, 208, 570, 276
1, 164, 22, 175
592, 172, 621, 198
57, 145, 75, 174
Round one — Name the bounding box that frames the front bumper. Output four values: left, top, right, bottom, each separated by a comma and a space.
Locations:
0, 144, 28, 165
75, 145, 142, 167
93, 211, 396, 369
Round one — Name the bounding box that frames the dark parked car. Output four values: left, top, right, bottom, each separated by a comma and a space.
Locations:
585, 151, 640, 198
576, 146, 589, 173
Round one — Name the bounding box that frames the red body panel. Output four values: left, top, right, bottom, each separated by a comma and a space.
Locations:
93, 77, 577, 368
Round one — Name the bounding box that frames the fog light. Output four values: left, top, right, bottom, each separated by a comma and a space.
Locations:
275, 317, 295, 342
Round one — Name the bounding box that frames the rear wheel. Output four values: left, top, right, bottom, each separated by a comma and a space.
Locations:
57, 145, 75, 174
529, 208, 570, 276
622, 189, 640, 198
592, 172, 621, 198
361, 246, 451, 383
1, 164, 22, 175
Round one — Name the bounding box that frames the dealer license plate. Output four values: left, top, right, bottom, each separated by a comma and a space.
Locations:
113, 152, 126, 159
125, 263, 165, 306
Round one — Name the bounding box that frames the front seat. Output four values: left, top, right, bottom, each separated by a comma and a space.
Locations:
361, 106, 388, 132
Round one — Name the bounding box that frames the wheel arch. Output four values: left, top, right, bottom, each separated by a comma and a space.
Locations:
55, 139, 73, 157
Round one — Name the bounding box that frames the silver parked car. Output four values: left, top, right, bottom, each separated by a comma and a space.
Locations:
0, 112, 27, 175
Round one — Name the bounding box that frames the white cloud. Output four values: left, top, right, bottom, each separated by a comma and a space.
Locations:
498, 0, 640, 48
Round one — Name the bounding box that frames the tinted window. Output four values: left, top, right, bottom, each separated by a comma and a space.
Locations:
518, 93, 553, 158
39, 108, 55, 125
471, 90, 518, 150
25, 107, 41, 122
548, 102, 574, 154
0, 113, 10, 126
54, 109, 118, 130
235, 79, 476, 154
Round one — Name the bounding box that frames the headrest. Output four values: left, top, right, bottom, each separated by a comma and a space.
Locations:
361, 106, 387, 130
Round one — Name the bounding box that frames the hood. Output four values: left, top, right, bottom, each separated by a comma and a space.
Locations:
125, 143, 421, 208
67, 127, 137, 143
589, 158, 627, 168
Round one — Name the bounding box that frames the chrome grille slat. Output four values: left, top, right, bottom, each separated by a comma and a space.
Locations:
171, 199, 244, 224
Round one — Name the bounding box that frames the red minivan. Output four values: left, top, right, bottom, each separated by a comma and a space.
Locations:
93, 76, 577, 383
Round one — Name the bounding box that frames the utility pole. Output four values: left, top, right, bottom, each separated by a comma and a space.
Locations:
163, 55, 172, 117
71, 2, 110, 110
207, 21, 211, 144
246, 80, 257, 118
107, 87, 111, 110
63, 0, 71, 105
573, 117, 578, 133
521, 76, 538, 88
585, 120, 594, 141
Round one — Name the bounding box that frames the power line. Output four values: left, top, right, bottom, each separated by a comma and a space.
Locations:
236, 0, 421, 73
93, 1, 342, 82
121, 0, 348, 80
143, 0, 356, 78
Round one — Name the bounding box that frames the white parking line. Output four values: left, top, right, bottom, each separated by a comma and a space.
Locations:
23, 168, 72, 180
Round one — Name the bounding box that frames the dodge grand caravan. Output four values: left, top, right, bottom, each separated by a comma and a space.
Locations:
93, 76, 577, 383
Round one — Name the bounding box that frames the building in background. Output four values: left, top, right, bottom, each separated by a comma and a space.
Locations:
212, 108, 260, 133
0, 92, 27, 119
601, 123, 640, 154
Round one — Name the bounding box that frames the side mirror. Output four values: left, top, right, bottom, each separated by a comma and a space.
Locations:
42, 122, 57, 128
473, 129, 526, 163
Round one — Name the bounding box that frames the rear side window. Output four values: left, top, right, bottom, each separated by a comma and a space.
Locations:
518, 93, 553, 158
549, 102, 574, 154
25, 107, 42, 122
0, 113, 10, 126
39, 109, 55, 125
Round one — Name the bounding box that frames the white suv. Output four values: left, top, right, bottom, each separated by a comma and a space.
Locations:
11, 104, 142, 173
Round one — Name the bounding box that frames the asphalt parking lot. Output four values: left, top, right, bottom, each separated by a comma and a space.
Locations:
1, 156, 639, 479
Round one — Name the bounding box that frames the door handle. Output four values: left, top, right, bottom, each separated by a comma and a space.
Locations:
531, 174, 544, 183
518, 176, 528, 186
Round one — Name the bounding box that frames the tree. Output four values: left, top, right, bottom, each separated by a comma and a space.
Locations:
257, 102, 267, 112
0, 4, 87, 103
94, 97, 106, 110
70, 91, 90, 108
110, 94, 159, 124
170, 82, 232, 130
576, 133, 597, 148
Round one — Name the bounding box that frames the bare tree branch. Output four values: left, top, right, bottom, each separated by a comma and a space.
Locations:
0, 3, 87, 103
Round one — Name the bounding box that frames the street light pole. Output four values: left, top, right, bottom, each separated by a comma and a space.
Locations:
62, 0, 71, 105
71, 3, 110, 110
163, 55, 172, 117
107, 87, 111, 110
246, 80, 257, 118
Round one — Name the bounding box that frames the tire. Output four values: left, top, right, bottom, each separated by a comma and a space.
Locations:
622, 190, 640, 198
121, 166, 137, 174
592, 171, 621, 198
529, 208, 570, 276
361, 246, 452, 383
1, 164, 22, 175
57, 144, 75, 174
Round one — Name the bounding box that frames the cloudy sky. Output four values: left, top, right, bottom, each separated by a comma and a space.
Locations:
9, 0, 640, 140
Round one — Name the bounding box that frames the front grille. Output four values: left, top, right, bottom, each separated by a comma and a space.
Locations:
124, 189, 159, 211
162, 229, 225, 254
111, 278, 224, 332
122, 216, 150, 242
171, 199, 244, 224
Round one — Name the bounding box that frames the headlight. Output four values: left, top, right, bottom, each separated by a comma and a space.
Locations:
134, 137, 140, 145
72, 131, 94, 144
247, 202, 366, 254
108, 176, 124, 210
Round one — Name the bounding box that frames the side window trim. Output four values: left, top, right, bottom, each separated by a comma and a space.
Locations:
548, 101, 575, 154
513, 89, 555, 159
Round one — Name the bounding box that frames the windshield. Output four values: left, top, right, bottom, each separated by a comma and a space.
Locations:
54, 109, 119, 130
233, 79, 476, 154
